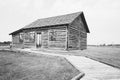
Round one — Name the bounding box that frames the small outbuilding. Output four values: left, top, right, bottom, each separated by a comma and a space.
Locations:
9, 12, 90, 50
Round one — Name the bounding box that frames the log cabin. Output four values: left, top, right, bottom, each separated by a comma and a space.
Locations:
9, 12, 90, 50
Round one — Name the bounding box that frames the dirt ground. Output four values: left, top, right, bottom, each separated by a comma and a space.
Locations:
0, 50, 79, 80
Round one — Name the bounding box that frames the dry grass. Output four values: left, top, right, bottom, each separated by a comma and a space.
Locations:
38, 46, 120, 69
81, 46, 120, 69
0, 50, 79, 80
73, 46, 120, 69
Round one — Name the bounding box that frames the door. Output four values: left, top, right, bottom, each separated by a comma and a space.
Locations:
36, 33, 42, 47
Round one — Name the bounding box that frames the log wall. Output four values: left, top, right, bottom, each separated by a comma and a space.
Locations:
12, 26, 67, 49
48, 27, 67, 49
12, 34, 24, 48
41, 30, 48, 48
68, 15, 87, 50
12, 31, 36, 48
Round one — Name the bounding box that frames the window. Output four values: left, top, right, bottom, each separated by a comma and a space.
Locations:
19, 33, 24, 43
49, 30, 57, 41
24, 32, 35, 43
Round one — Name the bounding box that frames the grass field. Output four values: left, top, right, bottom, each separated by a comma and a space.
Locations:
0, 46, 120, 80
39, 46, 120, 69
62, 46, 120, 69
81, 46, 120, 69
0, 50, 79, 80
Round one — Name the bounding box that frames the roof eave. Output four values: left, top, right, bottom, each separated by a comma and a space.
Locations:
9, 23, 69, 35
9, 29, 23, 35
81, 12, 90, 33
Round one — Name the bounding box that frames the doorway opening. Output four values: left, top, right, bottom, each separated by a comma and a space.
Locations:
36, 32, 42, 48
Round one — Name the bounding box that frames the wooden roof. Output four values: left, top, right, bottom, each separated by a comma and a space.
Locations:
10, 11, 89, 35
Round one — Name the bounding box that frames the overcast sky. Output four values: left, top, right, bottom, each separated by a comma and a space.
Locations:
0, 0, 120, 45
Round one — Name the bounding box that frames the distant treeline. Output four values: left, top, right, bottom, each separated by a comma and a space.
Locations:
88, 44, 120, 47
107, 44, 120, 46
0, 41, 11, 46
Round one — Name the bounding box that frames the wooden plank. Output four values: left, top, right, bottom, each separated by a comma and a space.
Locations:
48, 28, 67, 49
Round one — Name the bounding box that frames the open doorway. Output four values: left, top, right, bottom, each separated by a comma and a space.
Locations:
36, 32, 42, 48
